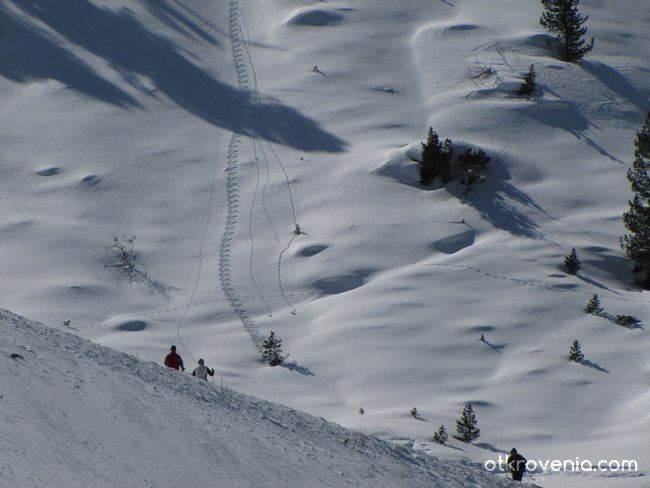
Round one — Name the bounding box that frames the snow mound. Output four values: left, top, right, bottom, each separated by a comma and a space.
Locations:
287, 8, 345, 27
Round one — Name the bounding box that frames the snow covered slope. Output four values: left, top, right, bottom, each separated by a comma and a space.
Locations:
1, 0, 649, 486
0, 309, 517, 487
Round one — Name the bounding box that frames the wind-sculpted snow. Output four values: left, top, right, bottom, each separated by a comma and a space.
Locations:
0, 309, 517, 487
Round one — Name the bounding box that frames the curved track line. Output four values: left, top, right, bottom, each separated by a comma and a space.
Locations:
277, 234, 299, 315
175, 129, 222, 362
84, 290, 317, 330
255, 137, 280, 243
381, 261, 650, 304
237, 6, 300, 312
88, 258, 648, 332
249, 141, 273, 317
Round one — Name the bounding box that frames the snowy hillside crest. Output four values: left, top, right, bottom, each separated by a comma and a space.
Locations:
0, 309, 517, 487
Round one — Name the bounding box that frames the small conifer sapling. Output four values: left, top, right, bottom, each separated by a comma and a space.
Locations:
568, 339, 584, 362
455, 403, 481, 442
433, 425, 448, 445
564, 247, 581, 275
585, 294, 603, 314
261, 331, 287, 366
516, 64, 537, 96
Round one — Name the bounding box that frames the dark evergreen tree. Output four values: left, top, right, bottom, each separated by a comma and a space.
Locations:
419, 127, 453, 185
457, 148, 490, 187
585, 294, 603, 315
621, 112, 650, 288
455, 403, 481, 442
433, 425, 448, 444
261, 331, 286, 366
564, 247, 581, 275
540, 0, 594, 62
568, 339, 584, 362
516, 64, 537, 96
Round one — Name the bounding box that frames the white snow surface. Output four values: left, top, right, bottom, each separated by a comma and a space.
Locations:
1, 308, 516, 487
1, 0, 649, 486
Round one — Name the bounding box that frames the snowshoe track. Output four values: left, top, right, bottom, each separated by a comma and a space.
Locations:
218, 0, 264, 353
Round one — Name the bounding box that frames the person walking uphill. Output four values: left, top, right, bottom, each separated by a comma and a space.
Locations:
164, 345, 185, 371
192, 358, 215, 381
507, 448, 527, 481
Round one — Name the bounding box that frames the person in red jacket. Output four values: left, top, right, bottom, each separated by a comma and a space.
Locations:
164, 345, 185, 371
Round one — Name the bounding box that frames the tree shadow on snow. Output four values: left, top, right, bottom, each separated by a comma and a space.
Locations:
0, 7, 140, 108
481, 338, 505, 354
282, 360, 315, 376
580, 359, 609, 373
580, 61, 650, 115
447, 160, 546, 239
474, 442, 507, 454
516, 86, 624, 165
599, 312, 645, 330
581, 252, 636, 293
576, 273, 620, 295
3, 1, 346, 153
143, 0, 221, 45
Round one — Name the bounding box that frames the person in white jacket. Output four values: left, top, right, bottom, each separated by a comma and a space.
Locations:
192, 358, 215, 381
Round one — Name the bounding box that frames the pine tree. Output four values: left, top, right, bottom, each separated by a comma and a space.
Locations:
568, 339, 584, 362
585, 294, 603, 315
457, 148, 490, 187
516, 64, 537, 96
540, 0, 594, 62
433, 425, 448, 445
621, 112, 650, 288
564, 247, 581, 275
261, 331, 286, 366
419, 127, 453, 185
455, 403, 481, 442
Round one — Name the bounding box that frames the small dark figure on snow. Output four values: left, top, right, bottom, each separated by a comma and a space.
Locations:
164, 345, 185, 371
507, 448, 527, 482
192, 358, 215, 381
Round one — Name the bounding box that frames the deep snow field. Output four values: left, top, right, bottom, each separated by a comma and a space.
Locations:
1, 0, 650, 486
